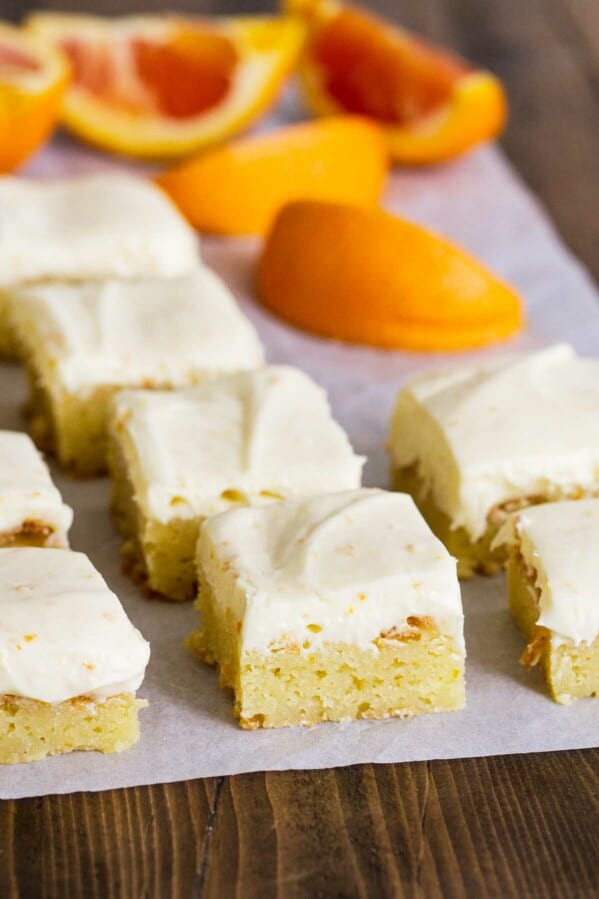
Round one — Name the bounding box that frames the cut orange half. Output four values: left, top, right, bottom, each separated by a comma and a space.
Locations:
258, 200, 524, 352
26, 13, 305, 160
286, 0, 507, 165
0, 21, 69, 172
156, 116, 388, 235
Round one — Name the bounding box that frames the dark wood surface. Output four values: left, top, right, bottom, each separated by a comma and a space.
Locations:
1, 1, 598, 897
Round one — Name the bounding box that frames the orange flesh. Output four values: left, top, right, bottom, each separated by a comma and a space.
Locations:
311, 6, 470, 124
0, 43, 41, 75
60, 28, 238, 119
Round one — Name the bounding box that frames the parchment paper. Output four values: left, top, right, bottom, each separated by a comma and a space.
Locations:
1, 106, 598, 797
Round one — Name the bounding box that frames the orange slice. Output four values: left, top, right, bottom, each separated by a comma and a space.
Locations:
0, 21, 69, 172
257, 200, 523, 351
156, 116, 388, 235
286, 0, 507, 165
26, 13, 304, 160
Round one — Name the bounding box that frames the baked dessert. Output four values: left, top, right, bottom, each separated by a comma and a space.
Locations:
0, 430, 72, 548
188, 488, 465, 728
388, 344, 599, 577
0, 547, 150, 763
0, 172, 198, 355
109, 366, 365, 601
495, 499, 599, 704
11, 267, 264, 475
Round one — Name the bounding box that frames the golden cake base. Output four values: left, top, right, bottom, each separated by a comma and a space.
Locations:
507, 557, 599, 704
0, 693, 145, 764
108, 431, 200, 601
188, 573, 465, 729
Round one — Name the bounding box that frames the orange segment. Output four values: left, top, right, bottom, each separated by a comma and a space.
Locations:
26, 13, 304, 160
156, 116, 389, 236
257, 201, 524, 352
286, 0, 507, 164
0, 21, 69, 172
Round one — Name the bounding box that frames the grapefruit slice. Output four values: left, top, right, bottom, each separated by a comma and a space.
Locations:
0, 21, 68, 172
26, 13, 305, 159
286, 0, 507, 165
156, 116, 388, 235
258, 200, 524, 351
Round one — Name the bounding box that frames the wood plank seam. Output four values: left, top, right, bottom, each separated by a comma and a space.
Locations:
415, 759, 431, 893
193, 776, 226, 899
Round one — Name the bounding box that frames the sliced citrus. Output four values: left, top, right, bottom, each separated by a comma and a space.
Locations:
26, 13, 305, 160
0, 21, 68, 172
286, 0, 507, 164
156, 116, 388, 236
257, 200, 523, 352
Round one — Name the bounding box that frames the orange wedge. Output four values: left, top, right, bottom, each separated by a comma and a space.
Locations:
258, 201, 523, 351
156, 116, 388, 235
26, 12, 304, 160
286, 0, 507, 165
0, 21, 69, 172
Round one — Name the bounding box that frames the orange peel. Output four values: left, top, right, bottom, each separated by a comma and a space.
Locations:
0, 21, 69, 172
257, 200, 524, 352
26, 12, 304, 160
286, 0, 507, 165
156, 116, 389, 236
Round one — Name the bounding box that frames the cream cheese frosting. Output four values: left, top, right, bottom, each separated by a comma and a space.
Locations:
10, 266, 264, 393
389, 344, 599, 540
495, 499, 599, 647
0, 548, 150, 704
112, 366, 365, 523
198, 489, 465, 653
0, 431, 72, 538
0, 173, 198, 285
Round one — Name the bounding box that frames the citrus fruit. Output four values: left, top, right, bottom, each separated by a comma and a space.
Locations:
156, 116, 388, 235
257, 200, 523, 351
26, 13, 305, 160
286, 0, 507, 165
0, 21, 69, 172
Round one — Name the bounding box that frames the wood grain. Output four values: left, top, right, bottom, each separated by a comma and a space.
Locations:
1, 753, 597, 897
0, 0, 598, 896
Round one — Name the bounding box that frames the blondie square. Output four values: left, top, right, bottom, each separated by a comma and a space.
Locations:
11, 267, 264, 474
388, 344, 599, 576
188, 489, 465, 728
109, 366, 364, 600
495, 499, 599, 704
0, 547, 150, 763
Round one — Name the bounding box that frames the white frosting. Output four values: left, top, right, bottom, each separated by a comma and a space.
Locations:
10, 266, 264, 393
495, 499, 599, 647
389, 344, 599, 540
0, 548, 150, 704
0, 173, 198, 285
199, 489, 465, 653
113, 366, 364, 523
0, 431, 72, 539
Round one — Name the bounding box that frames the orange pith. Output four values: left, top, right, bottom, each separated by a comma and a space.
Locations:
287, 0, 507, 164
26, 13, 305, 159
0, 22, 69, 172
156, 116, 389, 236
257, 200, 524, 352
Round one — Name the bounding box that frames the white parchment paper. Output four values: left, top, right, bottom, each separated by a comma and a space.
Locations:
1, 113, 598, 797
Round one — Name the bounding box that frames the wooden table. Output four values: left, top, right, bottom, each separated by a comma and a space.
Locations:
2, 1, 598, 896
